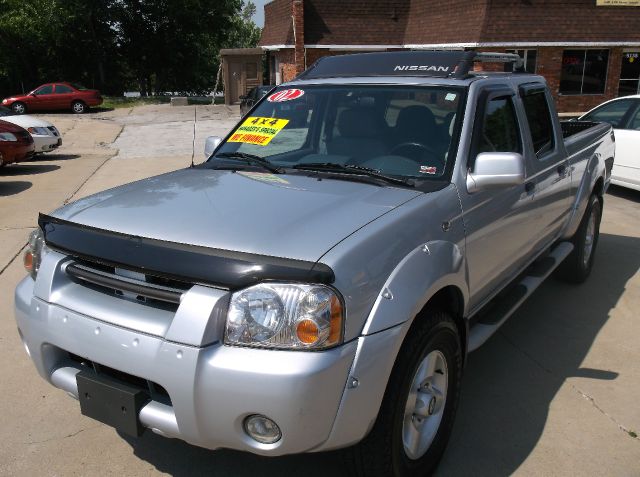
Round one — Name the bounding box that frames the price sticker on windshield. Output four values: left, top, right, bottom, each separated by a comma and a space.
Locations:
228, 116, 290, 146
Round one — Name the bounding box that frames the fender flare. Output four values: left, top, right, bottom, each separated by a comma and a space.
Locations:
360, 239, 468, 336
316, 241, 468, 451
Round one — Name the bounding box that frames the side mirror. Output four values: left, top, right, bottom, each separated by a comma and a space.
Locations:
30, 92, 37, 97
204, 136, 222, 158
467, 152, 525, 193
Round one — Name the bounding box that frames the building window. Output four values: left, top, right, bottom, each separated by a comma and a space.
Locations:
246, 62, 258, 79
506, 49, 537, 73
560, 49, 609, 95
619, 52, 640, 96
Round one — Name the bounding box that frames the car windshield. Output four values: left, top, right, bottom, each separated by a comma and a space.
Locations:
0, 106, 13, 117
212, 85, 464, 180
70, 83, 88, 90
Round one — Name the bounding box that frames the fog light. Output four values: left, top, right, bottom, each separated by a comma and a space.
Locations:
243, 414, 281, 444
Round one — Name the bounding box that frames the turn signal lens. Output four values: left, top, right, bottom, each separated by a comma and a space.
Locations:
23, 251, 34, 273
296, 318, 320, 345
329, 295, 343, 344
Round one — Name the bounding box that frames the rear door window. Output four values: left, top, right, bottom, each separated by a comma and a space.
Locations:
522, 91, 555, 158
630, 106, 640, 130
54, 84, 73, 94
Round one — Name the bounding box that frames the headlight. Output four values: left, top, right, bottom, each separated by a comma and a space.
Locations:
0, 132, 17, 141
225, 283, 344, 350
24, 228, 45, 279
27, 127, 51, 136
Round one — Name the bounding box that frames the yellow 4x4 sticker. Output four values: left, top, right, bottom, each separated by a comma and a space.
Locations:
228, 117, 290, 146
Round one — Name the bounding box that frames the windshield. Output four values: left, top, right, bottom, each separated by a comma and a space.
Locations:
213, 85, 464, 180
70, 83, 88, 90
0, 106, 13, 117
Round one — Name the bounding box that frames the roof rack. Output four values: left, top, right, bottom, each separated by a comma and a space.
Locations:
296, 50, 525, 80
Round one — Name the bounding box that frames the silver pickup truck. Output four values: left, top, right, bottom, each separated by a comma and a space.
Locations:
15, 51, 614, 476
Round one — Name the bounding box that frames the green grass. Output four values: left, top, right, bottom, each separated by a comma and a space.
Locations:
101, 95, 224, 109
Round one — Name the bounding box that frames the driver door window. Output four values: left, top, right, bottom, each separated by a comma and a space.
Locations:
478, 97, 521, 153
32, 85, 55, 110
35, 85, 53, 95
582, 99, 635, 128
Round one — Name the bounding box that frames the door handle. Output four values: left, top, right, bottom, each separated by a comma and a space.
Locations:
525, 181, 535, 193
557, 164, 568, 176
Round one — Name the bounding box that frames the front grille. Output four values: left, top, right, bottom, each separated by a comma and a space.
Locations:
68, 353, 171, 404
65, 259, 191, 312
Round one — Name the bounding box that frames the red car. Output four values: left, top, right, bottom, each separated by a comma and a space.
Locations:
2, 82, 103, 114
0, 120, 35, 166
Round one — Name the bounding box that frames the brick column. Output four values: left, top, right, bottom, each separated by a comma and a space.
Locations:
292, 0, 305, 75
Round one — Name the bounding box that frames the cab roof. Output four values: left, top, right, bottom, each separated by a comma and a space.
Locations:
295, 50, 525, 82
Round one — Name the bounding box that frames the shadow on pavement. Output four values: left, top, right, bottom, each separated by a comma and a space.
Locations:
438, 232, 639, 476
0, 164, 60, 175
607, 184, 640, 202
0, 180, 32, 196
118, 233, 638, 477
119, 431, 347, 477
35, 153, 81, 162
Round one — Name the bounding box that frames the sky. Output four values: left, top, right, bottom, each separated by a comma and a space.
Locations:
250, 0, 268, 28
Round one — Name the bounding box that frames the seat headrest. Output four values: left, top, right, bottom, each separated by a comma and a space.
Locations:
396, 105, 436, 132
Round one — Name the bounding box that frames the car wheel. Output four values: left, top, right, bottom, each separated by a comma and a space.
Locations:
12, 102, 26, 114
557, 193, 602, 284
344, 310, 462, 477
71, 101, 86, 114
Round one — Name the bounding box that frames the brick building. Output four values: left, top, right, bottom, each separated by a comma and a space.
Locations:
258, 0, 640, 112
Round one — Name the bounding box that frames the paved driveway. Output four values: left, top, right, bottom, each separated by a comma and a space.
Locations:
0, 105, 638, 476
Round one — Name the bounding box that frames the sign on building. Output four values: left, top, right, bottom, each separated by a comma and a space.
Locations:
596, 0, 640, 6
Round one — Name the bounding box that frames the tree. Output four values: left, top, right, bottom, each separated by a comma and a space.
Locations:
222, 1, 262, 49
0, 0, 259, 97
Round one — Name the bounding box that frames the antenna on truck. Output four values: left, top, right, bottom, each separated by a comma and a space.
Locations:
190, 106, 196, 168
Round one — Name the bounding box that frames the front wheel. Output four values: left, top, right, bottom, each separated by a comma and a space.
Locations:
344, 311, 462, 477
557, 194, 602, 284
11, 102, 26, 114
71, 100, 86, 114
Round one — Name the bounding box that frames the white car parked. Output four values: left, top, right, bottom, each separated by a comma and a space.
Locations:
579, 95, 640, 191
0, 106, 62, 153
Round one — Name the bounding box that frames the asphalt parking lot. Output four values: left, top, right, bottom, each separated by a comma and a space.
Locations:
1, 105, 638, 476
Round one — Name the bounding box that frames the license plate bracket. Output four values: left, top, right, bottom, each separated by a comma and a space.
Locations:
76, 370, 149, 436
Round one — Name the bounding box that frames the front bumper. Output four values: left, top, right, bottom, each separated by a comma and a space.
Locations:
32, 134, 61, 153
15, 275, 358, 455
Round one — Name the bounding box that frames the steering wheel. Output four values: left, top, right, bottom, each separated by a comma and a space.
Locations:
390, 142, 438, 162
389, 141, 444, 169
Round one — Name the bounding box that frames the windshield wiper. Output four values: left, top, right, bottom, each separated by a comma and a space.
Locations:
214, 152, 282, 173
293, 162, 414, 187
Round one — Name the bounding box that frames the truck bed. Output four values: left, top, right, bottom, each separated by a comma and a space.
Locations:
561, 120, 613, 159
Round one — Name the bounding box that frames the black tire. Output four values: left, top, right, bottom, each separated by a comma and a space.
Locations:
344, 310, 462, 477
71, 100, 86, 114
557, 194, 602, 284
11, 102, 26, 114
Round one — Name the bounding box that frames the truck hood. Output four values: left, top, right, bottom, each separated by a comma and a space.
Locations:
51, 168, 422, 262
